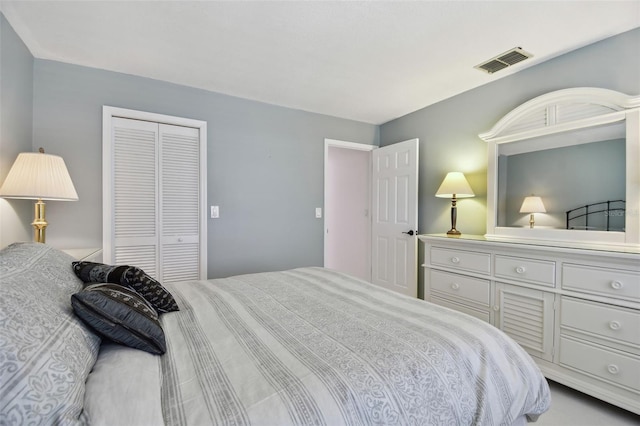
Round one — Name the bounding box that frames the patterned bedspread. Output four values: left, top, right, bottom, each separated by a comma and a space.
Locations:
160, 267, 550, 425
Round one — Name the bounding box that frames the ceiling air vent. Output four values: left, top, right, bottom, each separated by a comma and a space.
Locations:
475, 47, 533, 74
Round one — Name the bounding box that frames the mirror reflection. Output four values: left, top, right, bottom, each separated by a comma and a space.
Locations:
497, 123, 626, 231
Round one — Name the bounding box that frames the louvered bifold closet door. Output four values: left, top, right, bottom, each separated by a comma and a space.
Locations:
159, 124, 201, 283
111, 118, 159, 278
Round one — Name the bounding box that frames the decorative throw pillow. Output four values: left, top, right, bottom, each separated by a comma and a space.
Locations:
123, 266, 180, 313
71, 284, 167, 355
72, 261, 179, 313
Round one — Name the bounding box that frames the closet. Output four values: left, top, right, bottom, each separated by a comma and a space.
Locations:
103, 107, 207, 283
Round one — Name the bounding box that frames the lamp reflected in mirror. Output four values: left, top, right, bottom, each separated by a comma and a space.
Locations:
435, 172, 475, 236
520, 196, 546, 229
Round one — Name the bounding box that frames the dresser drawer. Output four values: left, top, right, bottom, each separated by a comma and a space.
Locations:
561, 297, 640, 348
430, 247, 490, 275
560, 337, 640, 392
562, 264, 640, 302
495, 255, 555, 287
429, 269, 490, 306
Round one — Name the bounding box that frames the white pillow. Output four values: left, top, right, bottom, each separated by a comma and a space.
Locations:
83, 343, 163, 426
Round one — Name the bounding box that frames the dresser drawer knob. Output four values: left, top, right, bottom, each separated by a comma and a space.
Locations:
515, 266, 526, 274
450, 257, 460, 264
609, 321, 622, 330
607, 364, 619, 375
610, 280, 624, 290
451, 283, 460, 290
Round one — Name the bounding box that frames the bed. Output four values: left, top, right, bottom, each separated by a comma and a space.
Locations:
1, 242, 550, 425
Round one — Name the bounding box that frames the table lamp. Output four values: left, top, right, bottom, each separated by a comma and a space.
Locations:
0, 148, 78, 243
435, 172, 475, 236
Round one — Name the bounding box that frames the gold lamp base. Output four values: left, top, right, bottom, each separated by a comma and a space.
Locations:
32, 198, 48, 243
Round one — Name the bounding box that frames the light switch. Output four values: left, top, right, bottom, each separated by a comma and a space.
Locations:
315, 207, 322, 218
210, 205, 220, 219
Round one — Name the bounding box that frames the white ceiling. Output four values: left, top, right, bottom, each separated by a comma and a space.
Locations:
2, 1, 639, 124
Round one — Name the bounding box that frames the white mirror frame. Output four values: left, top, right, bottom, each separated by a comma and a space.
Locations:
479, 87, 640, 247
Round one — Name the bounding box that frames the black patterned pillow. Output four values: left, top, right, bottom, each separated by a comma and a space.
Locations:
71, 284, 166, 355
72, 261, 179, 313
123, 266, 180, 313
72, 261, 127, 283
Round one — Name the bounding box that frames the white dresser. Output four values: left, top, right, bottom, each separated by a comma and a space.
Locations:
420, 234, 640, 414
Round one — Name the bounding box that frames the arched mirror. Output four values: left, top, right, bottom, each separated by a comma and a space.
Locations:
479, 88, 640, 247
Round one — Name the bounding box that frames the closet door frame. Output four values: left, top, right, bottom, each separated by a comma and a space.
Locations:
102, 106, 208, 280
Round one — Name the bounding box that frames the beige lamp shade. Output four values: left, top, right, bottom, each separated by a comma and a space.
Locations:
0, 150, 78, 243
435, 172, 475, 198
520, 196, 546, 213
0, 151, 78, 200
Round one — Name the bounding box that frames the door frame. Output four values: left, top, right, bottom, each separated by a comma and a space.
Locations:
102, 106, 208, 279
323, 139, 375, 281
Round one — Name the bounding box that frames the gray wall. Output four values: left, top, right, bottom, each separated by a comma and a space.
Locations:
0, 14, 33, 247
500, 139, 626, 229
31, 59, 378, 278
380, 27, 640, 238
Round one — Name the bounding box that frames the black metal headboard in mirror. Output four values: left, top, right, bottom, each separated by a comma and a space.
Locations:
566, 200, 625, 232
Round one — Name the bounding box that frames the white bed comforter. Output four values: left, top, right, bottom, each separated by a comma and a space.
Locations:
85, 267, 550, 425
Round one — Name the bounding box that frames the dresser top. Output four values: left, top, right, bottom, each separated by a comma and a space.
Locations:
418, 234, 640, 256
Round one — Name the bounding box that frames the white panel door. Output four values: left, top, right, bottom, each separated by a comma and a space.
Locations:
371, 138, 419, 297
